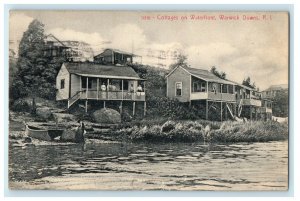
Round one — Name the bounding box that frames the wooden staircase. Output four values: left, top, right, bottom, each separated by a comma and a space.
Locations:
67, 91, 82, 109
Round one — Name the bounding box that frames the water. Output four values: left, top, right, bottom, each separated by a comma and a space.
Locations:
9, 139, 288, 190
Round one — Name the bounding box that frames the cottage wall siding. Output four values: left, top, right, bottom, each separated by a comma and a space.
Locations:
167, 67, 190, 102
56, 64, 70, 100
100, 49, 113, 63
70, 74, 81, 97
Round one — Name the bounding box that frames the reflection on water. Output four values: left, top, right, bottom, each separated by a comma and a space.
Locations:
9, 139, 288, 190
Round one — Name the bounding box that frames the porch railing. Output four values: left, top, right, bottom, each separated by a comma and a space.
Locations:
242, 98, 262, 107
80, 90, 145, 101
190, 91, 236, 102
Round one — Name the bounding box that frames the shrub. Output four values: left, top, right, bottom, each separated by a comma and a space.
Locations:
11, 99, 31, 112
146, 96, 200, 120
121, 110, 133, 122
161, 120, 176, 133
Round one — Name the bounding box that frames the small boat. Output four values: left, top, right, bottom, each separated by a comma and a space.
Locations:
25, 124, 64, 141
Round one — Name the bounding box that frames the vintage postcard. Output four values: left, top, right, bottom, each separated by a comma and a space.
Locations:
8, 10, 289, 190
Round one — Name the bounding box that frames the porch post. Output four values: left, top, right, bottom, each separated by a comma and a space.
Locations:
107, 78, 110, 99
86, 77, 88, 99
250, 106, 252, 120
97, 78, 99, 100
144, 101, 147, 116
206, 81, 208, 92
103, 101, 106, 109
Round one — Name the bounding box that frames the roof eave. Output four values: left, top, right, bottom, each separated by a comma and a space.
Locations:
74, 73, 145, 81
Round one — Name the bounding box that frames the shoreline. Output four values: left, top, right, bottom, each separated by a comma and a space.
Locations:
9, 111, 288, 144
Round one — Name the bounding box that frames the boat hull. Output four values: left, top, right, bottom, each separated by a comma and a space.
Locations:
25, 125, 64, 141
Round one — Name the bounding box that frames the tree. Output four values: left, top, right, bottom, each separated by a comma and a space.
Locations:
11, 19, 47, 100
210, 66, 226, 79
272, 90, 288, 117
10, 19, 66, 101
129, 63, 168, 98
242, 76, 256, 89
169, 54, 188, 71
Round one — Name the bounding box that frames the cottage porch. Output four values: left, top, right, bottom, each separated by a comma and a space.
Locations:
190, 76, 236, 102
68, 75, 146, 115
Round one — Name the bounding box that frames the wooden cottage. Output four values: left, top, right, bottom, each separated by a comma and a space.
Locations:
44, 34, 71, 59
233, 83, 272, 121
94, 48, 140, 65
166, 66, 272, 121
56, 62, 146, 115
261, 84, 288, 99
166, 66, 236, 121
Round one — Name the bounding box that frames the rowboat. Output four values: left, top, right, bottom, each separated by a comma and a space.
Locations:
25, 124, 64, 141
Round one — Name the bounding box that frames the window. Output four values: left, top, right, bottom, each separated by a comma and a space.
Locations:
60, 79, 65, 89
175, 82, 182, 96
228, 85, 234, 94
193, 82, 206, 92
222, 84, 228, 93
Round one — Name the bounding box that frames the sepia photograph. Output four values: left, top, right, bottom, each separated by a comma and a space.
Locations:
8, 10, 289, 191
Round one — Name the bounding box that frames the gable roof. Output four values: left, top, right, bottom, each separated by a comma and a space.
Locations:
45, 34, 68, 47
167, 66, 260, 91
94, 48, 140, 58
167, 66, 235, 85
63, 62, 143, 80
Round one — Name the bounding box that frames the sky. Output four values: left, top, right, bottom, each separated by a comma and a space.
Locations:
9, 11, 289, 90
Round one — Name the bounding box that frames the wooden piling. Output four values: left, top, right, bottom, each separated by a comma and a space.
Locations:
206, 100, 208, 120
220, 101, 223, 122
133, 101, 136, 116
120, 101, 123, 114
85, 100, 88, 113
144, 101, 147, 116
225, 103, 228, 120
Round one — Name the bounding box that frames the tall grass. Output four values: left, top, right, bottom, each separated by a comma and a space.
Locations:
115, 120, 288, 143
210, 121, 288, 142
